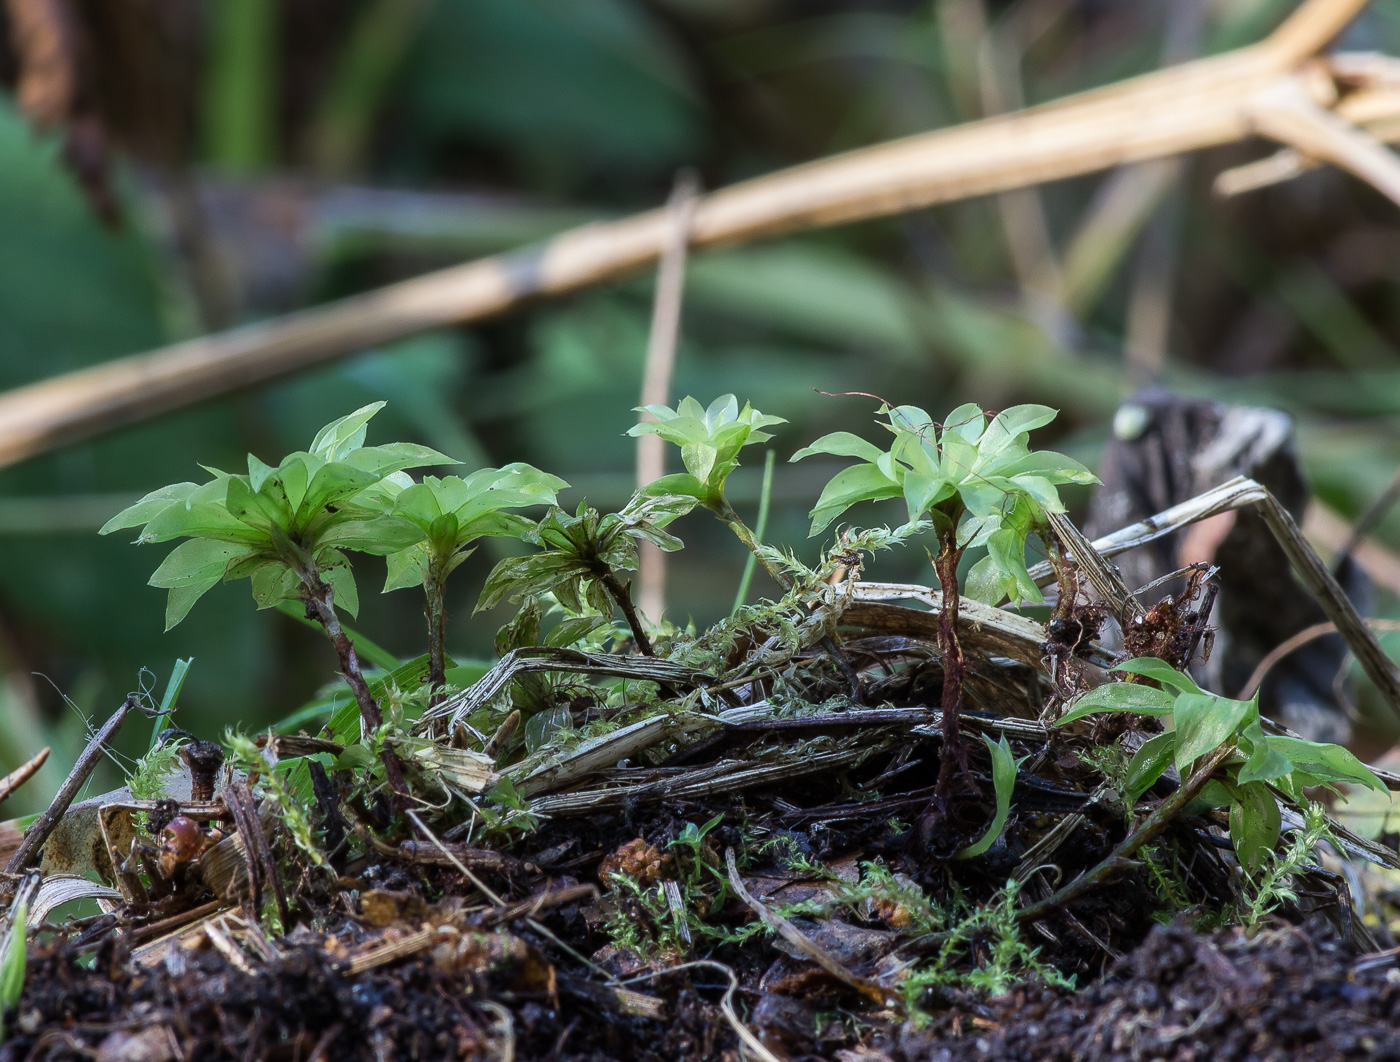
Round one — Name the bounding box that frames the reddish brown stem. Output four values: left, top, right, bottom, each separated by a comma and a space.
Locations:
933, 534, 970, 804
301, 570, 411, 807
599, 569, 656, 656
424, 563, 448, 706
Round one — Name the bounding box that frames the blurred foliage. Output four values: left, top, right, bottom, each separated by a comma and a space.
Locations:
1, 0, 1400, 807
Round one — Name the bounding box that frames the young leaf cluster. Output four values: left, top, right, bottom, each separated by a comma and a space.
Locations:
627, 394, 785, 510
101, 403, 451, 629
480, 496, 684, 616
956, 734, 1025, 859
793, 402, 1096, 604
380, 466, 567, 594
1059, 657, 1383, 871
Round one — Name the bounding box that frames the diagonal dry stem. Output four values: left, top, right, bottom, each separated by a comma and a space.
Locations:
0, 0, 1382, 470
1026, 475, 1400, 726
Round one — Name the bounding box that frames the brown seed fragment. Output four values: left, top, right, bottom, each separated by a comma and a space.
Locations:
597, 838, 673, 887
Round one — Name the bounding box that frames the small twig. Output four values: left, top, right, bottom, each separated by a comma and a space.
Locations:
5, 699, 135, 873
637, 171, 701, 624
478, 884, 597, 928
1017, 743, 1235, 924
128, 898, 228, 944
725, 847, 894, 1006
1238, 618, 1400, 700
0, 747, 48, 809
205, 916, 257, 975
617, 958, 782, 1062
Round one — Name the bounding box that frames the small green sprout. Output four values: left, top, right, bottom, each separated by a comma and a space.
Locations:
793, 401, 1096, 801
628, 394, 791, 590
956, 734, 1025, 859
627, 394, 785, 511
1059, 657, 1383, 873
479, 495, 688, 656
380, 466, 566, 698
0, 896, 27, 1041
103, 403, 453, 802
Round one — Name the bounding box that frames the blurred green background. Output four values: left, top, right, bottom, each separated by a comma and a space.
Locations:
2, 0, 1400, 808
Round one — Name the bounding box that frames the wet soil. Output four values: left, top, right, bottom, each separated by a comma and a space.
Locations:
911, 920, 1400, 1062
8, 888, 1399, 1060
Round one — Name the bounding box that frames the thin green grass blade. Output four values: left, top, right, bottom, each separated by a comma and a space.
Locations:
730, 449, 776, 616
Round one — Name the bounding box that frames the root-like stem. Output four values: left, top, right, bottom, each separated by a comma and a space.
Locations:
424, 566, 448, 706
301, 568, 411, 807
599, 569, 655, 656
933, 535, 971, 805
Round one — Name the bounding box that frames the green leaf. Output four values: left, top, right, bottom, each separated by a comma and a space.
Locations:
789, 431, 887, 464
998, 449, 1098, 486
1183, 778, 1234, 817
1229, 780, 1281, 874
543, 615, 606, 648
138, 499, 267, 546
978, 404, 1058, 455
806, 462, 902, 534
279, 454, 312, 514
523, 704, 572, 754
642, 472, 708, 503
1235, 723, 1296, 786
1172, 692, 1253, 773
154, 657, 194, 741
324, 561, 360, 618
148, 539, 254, 589
334, 744, 375, 772
225, 474, 291, 531
956, 734, 1024, 859
100, 482, 200, 535
1007, 474, 1066, 515
249, 563, 300, 611
297, 462, 381, 524
325, 515, 424, 555
1124, 731, 1176, 806
963, 554, 1005, 605
247, 453, 277, 492
0, 898, 28, 1016
309, 401, 386, 460
1263, 736, 1385, 792
164, 580, 221, 631
1111, 658, 1206, 696
382, 544, 427, 593
986, 526, 1042, 605
345, 440, 455, 478
1056, 682, 1175, 726
940, 402, 985, 442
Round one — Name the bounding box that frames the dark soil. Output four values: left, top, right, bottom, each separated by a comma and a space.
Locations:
911, 919, 1400, 1062
10, 909, 1400, 1061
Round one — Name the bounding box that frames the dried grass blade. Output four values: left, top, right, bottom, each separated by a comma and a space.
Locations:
1046, 511, 1145, 620
418, 647, 710, 738
0, 3, 1376, 471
